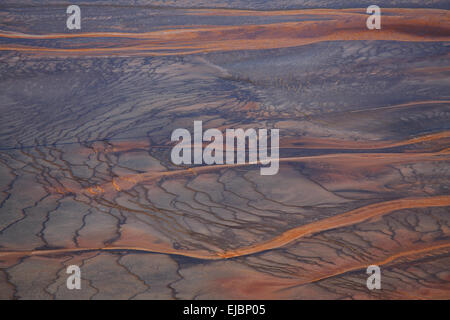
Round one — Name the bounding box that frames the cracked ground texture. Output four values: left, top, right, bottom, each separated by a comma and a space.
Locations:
0, 1, 449, 299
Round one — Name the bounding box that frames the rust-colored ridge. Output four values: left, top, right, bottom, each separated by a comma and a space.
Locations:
1, 195, 449, 260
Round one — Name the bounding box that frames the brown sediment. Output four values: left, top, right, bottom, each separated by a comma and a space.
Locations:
285, 242, 450, 288
349, 100, 450, 114
185, 8, 450, 18
282, 129, 450, 150
0, 246, 214, 261
1, 4, 448, 300
212, 241, 450, 299
1, 195, 449, 261
42, 148, 450, 196
409, 66, 450, 74
39, 131, 449, 198
65, 127, 450, 159
0, 8, 449, 56
217, 195, 450, 258
81, 149, 449, 196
